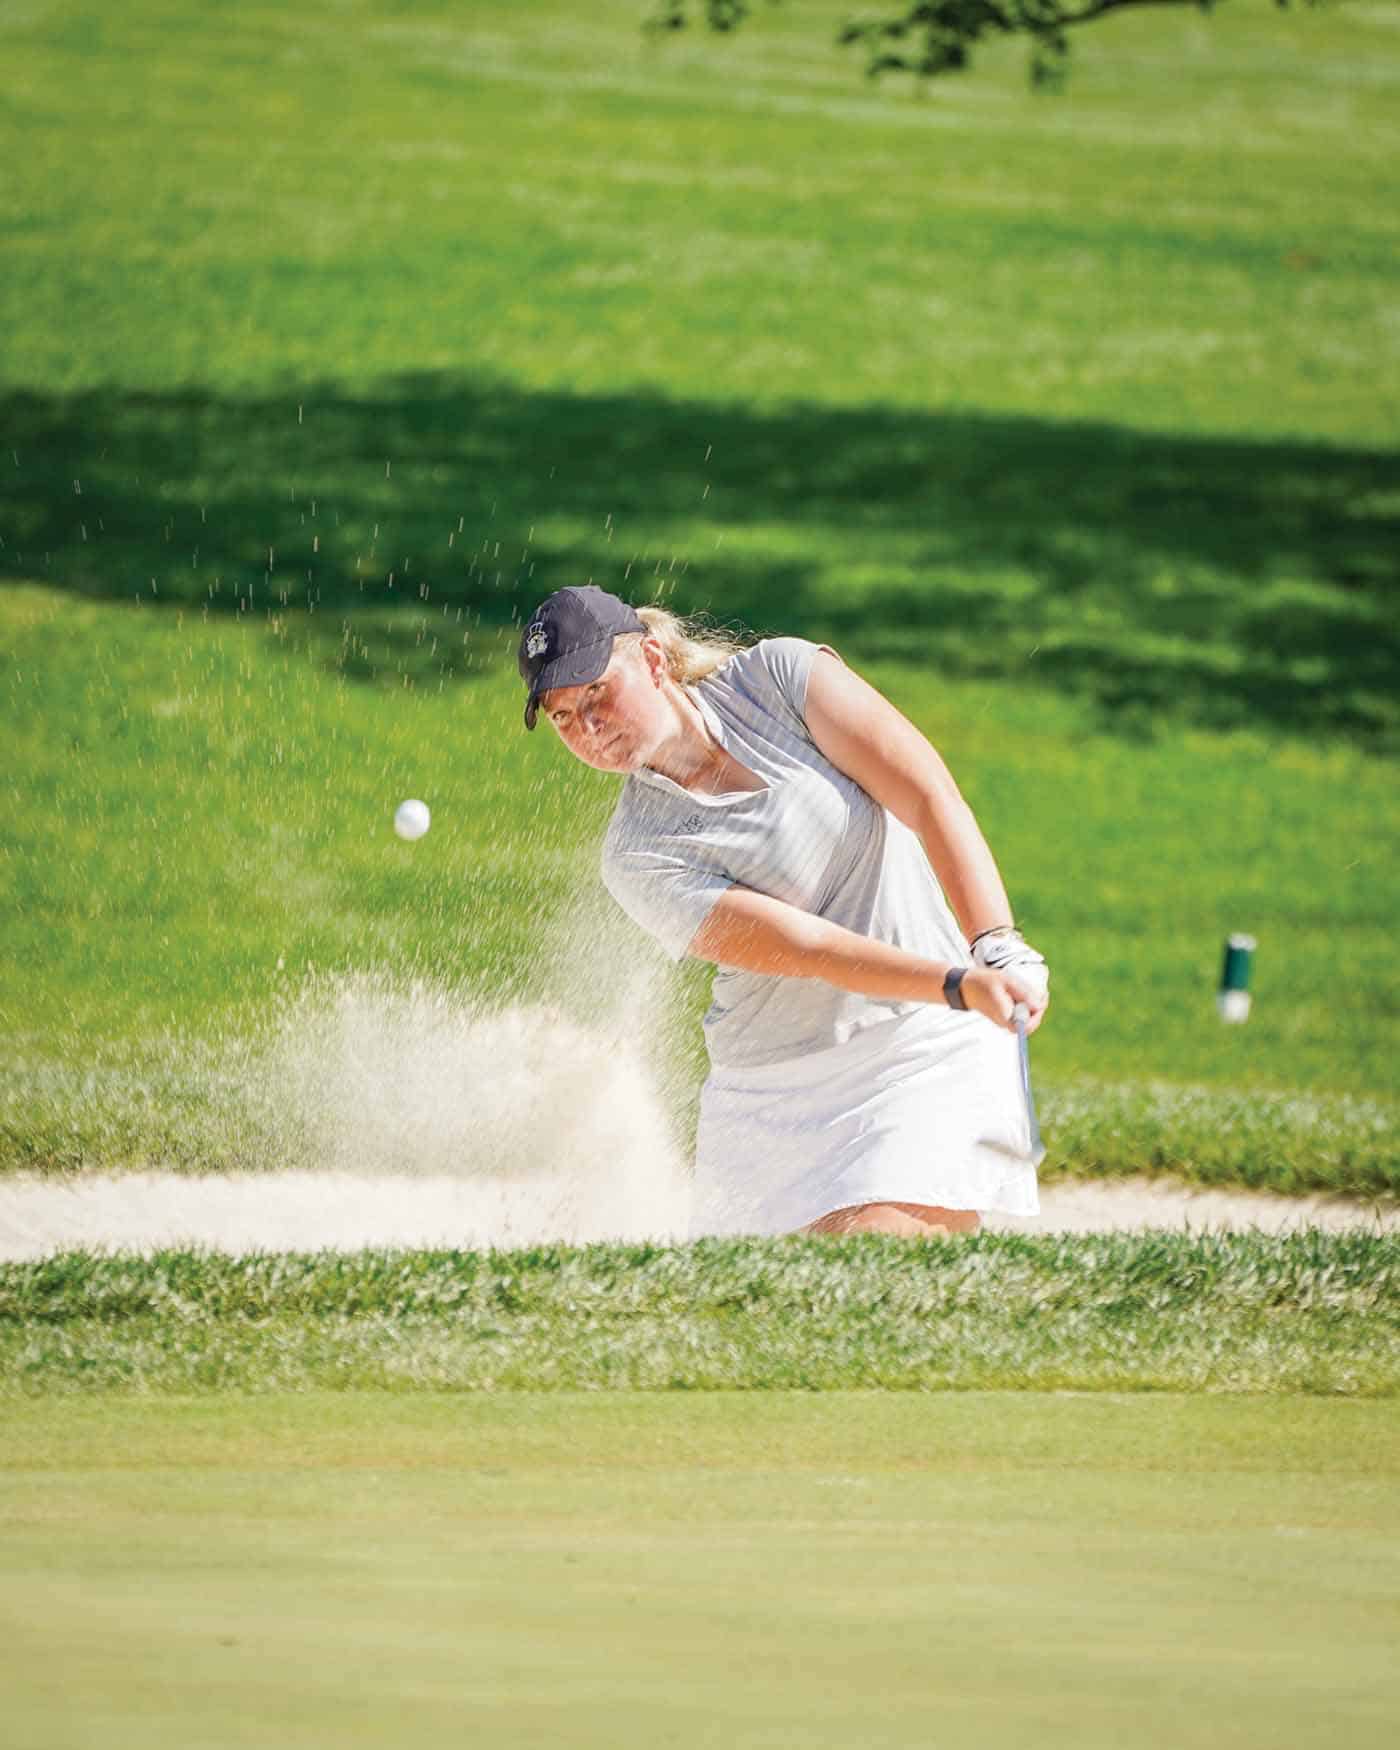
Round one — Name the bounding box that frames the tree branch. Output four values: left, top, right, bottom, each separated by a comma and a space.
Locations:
647, 0, 1317, 88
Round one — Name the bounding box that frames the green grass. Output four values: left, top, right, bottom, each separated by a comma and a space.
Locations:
3, 1391, 1398, 1748
3, 3, 1397, 436
2, 1, 1398, 1188
5, 1232, 1398, 1395
6, 20, 1397, 1740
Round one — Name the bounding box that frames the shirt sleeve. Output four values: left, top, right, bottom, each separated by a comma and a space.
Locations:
733, 637, 842, 738
601, 838, 735, 963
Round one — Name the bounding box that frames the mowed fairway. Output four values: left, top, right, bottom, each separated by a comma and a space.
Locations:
2, 1392, 1398, 1749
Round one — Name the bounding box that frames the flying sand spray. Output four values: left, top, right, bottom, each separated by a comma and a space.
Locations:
266, 790, 693, 1244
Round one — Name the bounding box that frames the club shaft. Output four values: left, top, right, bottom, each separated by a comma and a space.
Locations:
1012, 1006, 1046, 1165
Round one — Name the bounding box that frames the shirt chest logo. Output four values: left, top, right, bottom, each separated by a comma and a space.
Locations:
678, 812, 705, 835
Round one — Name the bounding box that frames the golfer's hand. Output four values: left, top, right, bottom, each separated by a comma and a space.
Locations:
963, 968, 1049, 1036
970, 927, 1049, 1003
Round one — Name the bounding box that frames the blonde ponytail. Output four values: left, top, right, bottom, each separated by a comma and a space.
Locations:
630, 605, 749, 686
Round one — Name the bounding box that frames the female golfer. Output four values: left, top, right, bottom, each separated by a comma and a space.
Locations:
519, 585, 1049, 1238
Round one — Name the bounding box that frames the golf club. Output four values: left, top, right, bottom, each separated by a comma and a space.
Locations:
1011, 1001, 1046, 1166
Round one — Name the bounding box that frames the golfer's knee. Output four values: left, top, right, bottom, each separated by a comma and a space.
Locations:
805, 1201, 967, 1238
898, 1203, 980, 1236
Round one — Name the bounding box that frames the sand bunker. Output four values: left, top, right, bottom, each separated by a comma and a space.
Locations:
0, 1169, 1392, 1262
4, 974, 1391, 1261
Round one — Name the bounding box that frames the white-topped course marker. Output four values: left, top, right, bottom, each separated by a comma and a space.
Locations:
394, 798, 431, 842
1218, 932, 1256, 1023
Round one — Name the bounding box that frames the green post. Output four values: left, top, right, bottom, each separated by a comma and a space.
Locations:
1218, 933, 1256, 1023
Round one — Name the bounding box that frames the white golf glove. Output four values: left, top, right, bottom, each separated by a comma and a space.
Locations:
970, 927, 1049, 1002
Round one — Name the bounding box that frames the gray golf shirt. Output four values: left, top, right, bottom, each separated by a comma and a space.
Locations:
600, 637, 969, 1071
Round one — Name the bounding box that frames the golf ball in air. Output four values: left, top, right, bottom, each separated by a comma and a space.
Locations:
394, 798, 431, 841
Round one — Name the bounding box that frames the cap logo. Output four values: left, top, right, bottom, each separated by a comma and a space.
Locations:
524, 622, 549, 660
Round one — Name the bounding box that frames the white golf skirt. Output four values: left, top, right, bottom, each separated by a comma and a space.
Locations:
691, 1006, 1041, 1237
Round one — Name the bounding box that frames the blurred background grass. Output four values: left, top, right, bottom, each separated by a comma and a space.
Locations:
1, 0, 1397, 1190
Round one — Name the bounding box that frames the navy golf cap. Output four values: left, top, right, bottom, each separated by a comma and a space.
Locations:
519, 586, 647, 730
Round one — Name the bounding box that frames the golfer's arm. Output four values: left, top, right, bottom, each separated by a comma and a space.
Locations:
803, 650, 1013, 940
687, 885, 956, 1004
